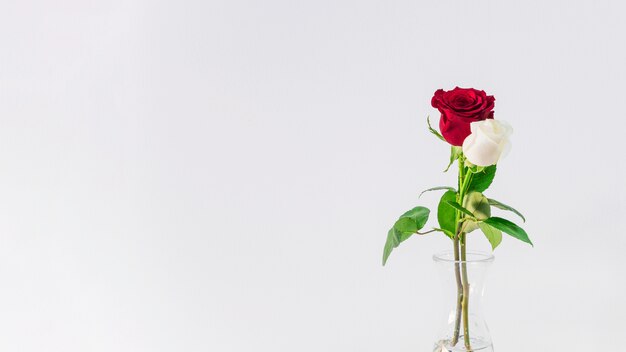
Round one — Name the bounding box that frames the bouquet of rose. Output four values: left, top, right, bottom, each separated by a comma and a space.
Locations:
382, 87, 532, 351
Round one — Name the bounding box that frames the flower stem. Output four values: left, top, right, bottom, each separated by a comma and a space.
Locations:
451, 158, 466, 347
451, 237, 463, 346
460, 171, 474, 351
451, 157, 474, 351
461, 234, 472, 351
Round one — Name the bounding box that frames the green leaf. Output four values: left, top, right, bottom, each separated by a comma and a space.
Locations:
398, 229, 414, 242
484, 217, 533, 246
445, 200, 475, 218
437, 190, 457, 237
464, 192, 491, 220
398, 206, 430, 229
478, 222, 502, 250
462, 192, 491, 233
427, 116, 445, 142
444, 146, 462, 172
393, 217, 418, 234
468, 165, 497, 192
382, 206, 430, 265
488, 198, 526, 222
419, 186, 455, 198
382, 228, 399, 266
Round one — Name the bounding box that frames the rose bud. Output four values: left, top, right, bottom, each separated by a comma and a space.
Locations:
462, 119, 512, 167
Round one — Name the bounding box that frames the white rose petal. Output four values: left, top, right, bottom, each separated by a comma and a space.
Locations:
462, 120, 512, 167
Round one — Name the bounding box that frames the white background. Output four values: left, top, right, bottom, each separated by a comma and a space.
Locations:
1, 1, 625, 351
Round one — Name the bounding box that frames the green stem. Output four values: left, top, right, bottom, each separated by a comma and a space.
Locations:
451, 237, 463, 346
451, 156, 474, 351
450, 159, 465, 346
461, 171, 474, 198
461, 234, 472, 351
461, 168, 474, 351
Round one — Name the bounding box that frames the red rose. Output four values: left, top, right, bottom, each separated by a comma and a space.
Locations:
431, 87, 495, 146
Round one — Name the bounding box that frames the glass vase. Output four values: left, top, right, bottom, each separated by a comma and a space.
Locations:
432, 251, 495, 352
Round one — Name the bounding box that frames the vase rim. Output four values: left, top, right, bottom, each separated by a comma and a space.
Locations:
432, 250, 495, 264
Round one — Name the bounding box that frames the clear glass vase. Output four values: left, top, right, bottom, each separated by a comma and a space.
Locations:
432, 251, 495, 352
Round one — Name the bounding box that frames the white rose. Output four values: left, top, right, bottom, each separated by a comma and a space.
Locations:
462, 120, 512, 166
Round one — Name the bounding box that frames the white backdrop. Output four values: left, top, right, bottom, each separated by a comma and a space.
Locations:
1, 1, 625, 351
